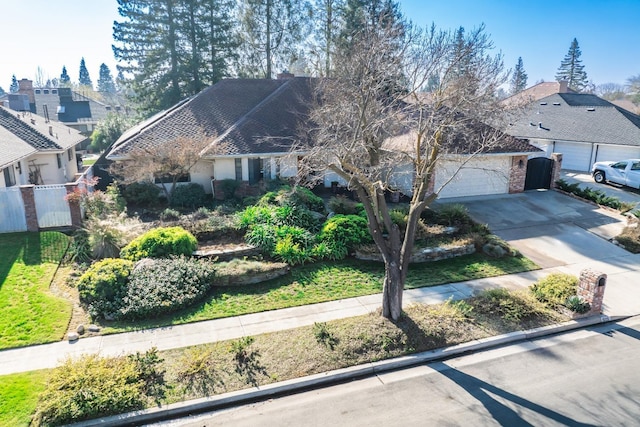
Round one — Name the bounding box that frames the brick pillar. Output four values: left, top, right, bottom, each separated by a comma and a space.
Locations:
65, 183, 83, 228
508, 155, 527, 194
20, 185, 39, 231
550, 153, 563, 189
578, 269, 607, 315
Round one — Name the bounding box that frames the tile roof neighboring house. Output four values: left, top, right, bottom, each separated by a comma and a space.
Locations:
610, 99, 640, 115
0, 105, 87, 168
506, 93, 640, 147
109, 77, 314, 160
502, 81, 576, 107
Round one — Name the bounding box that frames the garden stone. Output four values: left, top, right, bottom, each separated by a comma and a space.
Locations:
67, 332, 79, 342
88, 324, 100, 332
76, 324, 85, 335
134, 258, 156, 272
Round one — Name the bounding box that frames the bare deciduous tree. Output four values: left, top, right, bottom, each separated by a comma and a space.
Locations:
301, 21, 511, 320
111, 133, 214, 203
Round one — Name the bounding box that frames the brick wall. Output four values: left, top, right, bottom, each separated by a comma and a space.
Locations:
65, 183, 83, 228
508, 155, 528, 193
19, 185, 39, 231
550, 153, 563, 189
578, 268, 607, 315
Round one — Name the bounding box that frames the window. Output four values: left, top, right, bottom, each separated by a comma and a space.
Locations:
43, 89, 49, 94
57, 153, 62, 168
632, 162, 640, 171
235, 158, 242, 181
35, 89, 41, 94
3, 167, 16, 187
52, 89, 57, 94
154, 174, 190, 184
612, 162, 627, 170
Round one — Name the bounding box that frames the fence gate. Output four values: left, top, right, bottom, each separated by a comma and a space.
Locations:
0, 187, 28, 232
34, 185, 72, 228
524, 157, 554, 190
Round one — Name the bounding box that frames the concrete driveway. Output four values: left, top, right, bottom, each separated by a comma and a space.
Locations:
438, 190, 640, 315
436, 190, 633, 270
561, 170, 640, 207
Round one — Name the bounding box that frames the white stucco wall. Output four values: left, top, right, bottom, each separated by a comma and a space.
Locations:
213, 158, 237, 180
279, 156, 298, 178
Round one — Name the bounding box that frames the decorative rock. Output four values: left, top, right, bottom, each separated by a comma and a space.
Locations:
67, 332, 79, 342
76, 324, 85, 335
88, 324, 100, 332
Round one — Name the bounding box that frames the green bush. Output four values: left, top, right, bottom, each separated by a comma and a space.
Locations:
320, 215, 371, 251
273, 235, 311, 265
123, 181, 161, 206
32, 350, 165, 426
218, 179, 240, 200
76, 258, 133, 319
290, 186, 325, 213
237, 205, 276, 230
170, 183, 207, 208
565, 295, 591, 313
118, 256, 216, 320
328, 195, 362, 215
120, 226, 198, 261
530, 273, 578, 307
274, 204, 320, 230
436, 204, 473, 228
66, 229, 92, 263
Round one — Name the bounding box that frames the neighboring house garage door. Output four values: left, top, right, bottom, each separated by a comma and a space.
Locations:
554, 141, 592, 171
435, 156, 510, 199
594, 145, 640, 163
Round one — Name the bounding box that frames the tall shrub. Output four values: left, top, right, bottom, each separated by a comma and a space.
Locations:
120, 226, 198, 261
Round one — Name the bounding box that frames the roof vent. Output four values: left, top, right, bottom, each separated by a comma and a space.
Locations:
30, 118, 35, 125
587, 107, 595, 112
553, 102, 561, 106
540, 102, 547, 105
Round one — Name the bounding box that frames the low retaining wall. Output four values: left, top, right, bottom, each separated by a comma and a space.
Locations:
355, 243, 476, 263
215, 265, 291, 287
193, 245, 260, 261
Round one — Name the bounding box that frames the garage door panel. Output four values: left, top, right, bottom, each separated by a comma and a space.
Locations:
554, 142, 591, 171
435, 157, 510, 199
595, 145, 640, 163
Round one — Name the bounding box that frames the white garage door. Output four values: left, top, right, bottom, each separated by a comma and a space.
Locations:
594, 145, 640, 163
554, 141, 592, 171
435, 156, 510, 199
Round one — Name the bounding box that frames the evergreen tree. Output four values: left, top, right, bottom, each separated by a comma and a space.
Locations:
308, 0, 345, 77
337, 0, 404, 52
510, 56, 528, 94
113, 0, 237, 116
237, 0, 311, 78
79, 58, 93, 88
97, 63, 117, 93
9, 75, 18, 93
60, 66, 71, 86
555, 38, 589, 92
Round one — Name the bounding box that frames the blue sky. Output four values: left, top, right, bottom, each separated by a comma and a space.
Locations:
2, 0, 639, 90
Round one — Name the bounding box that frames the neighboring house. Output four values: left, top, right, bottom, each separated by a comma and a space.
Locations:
0, 105, 87, 187
4, 78, 130, 136
506, 92, 640, 172
502, 80, 576, 107
107, 75, 541, 199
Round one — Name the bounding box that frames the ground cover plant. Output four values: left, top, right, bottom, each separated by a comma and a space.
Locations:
17, 288, 565, 424
0, 232, 72, 350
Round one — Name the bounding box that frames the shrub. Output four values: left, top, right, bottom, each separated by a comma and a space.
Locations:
530, 273, 578, 307
320, 214, 371, 251
290, 186, 325, 212
473, 288, 543, 323
192, 207, 211, 220
482, 235, 518, 258
175, 347, 221, 396
389, 209, 408, 229
273, 235, 311, 265
245, 223, 278, 252
328, 195, 362, 215
66, 229, 91, 264
118, 256, 216, 320
123, 181, 161, 206
313, 322, 339, 350
274, 204, 320, 230
237, 205, 276, 230
76, 258, 133, 319
160, 208, 181, 221
121, 226, 198, 261
170, 183, 207, 208
217, 179, 240, 200
437, 204, 473, 228
32, 350, 165, 426
83, 214, 145, 260
565, 295, 591, 313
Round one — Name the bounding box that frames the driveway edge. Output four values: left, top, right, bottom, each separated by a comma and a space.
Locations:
69, 314, 623, 427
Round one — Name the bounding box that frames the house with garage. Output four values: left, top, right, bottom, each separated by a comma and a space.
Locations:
107, 74, 541, 199
505, 92, 640, 172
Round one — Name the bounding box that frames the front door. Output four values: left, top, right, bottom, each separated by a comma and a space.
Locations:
524, 157, 554, 190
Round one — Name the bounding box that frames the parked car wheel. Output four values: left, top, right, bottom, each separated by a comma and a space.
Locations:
593, 171, 606, 184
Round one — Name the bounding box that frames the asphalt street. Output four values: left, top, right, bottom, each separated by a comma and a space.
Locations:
159, 317, 640, 427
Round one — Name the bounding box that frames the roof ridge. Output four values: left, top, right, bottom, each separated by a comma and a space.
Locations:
0, 107, 62, 150
202, 79, 290, 155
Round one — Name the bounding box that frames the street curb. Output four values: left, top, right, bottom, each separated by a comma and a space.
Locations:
69, 313, 622, 427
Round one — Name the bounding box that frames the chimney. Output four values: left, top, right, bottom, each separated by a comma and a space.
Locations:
277, 70, 294, 80
18, 79, 35, 104
558, 80, 568, 93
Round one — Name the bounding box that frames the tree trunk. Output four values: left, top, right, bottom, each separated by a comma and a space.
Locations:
381, 255, 404, 320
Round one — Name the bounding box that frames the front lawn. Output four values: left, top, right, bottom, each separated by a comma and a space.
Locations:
0, 370, 49, 426
0, 232, 72, 350
100, 254, 538, 333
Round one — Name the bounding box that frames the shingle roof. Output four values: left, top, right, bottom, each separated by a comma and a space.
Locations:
108, 78, 315, 159
0, 105, 87, 166
506, 93, 640, 146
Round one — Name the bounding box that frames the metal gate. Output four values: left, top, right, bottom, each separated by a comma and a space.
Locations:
0, 187, 28, 232
34, 185, 72, 228
524, 157, 554, 190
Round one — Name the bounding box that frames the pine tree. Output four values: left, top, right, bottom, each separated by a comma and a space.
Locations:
78, 58, 93, 88
555, 38, 589, 92
97, 63, 117, 93
60, 66, 71, 86
9, 75, 18, 93
308, 0, 345, 77
510, 57, 528, 94
237, 0, 311, 78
